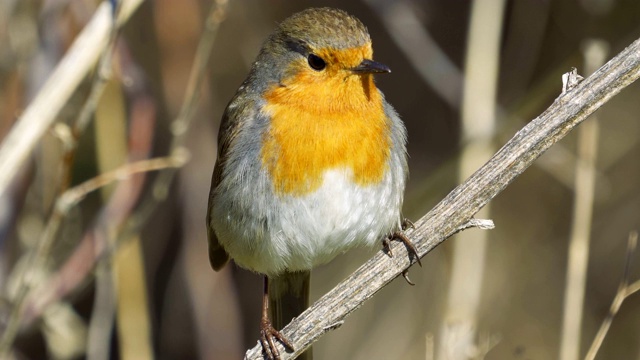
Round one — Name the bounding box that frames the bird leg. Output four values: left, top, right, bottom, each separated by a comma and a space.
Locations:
260, 276, 294, 360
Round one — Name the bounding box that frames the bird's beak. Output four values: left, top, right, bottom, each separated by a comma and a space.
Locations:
351, 59, 391, 74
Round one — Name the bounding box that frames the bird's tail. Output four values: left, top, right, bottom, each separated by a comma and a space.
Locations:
269, 270, 312, 360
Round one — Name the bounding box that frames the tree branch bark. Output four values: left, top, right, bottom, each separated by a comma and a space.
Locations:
245, 36, 640, 359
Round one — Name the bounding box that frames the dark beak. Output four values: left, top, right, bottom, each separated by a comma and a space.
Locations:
351, 59, 391, 74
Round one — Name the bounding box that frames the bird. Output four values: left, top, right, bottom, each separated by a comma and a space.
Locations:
206, 7, 417, 359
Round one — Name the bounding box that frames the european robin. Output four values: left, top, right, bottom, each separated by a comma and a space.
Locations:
206, 7, 417, 359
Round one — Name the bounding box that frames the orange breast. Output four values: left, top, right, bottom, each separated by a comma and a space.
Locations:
261, 69, 391, 196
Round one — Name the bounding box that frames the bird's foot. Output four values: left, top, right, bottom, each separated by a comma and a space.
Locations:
383, 231, 422, 267
260, 317, 293, 360
382, 219, 422, 285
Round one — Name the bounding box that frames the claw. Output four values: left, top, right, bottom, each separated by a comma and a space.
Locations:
390, 231, 422, 267
402, 269, 415, 286
382, 222, 422, 286
260, 318, 293, 360
382, 236, 394, 257
401, 218, 415, 231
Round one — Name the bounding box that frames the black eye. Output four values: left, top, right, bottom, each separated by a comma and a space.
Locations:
307, 54, 326, 71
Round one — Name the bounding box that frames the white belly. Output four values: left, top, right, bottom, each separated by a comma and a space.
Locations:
212, 168, 404, 276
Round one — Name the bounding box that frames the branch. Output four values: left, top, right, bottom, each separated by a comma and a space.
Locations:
245, 36, 640, 359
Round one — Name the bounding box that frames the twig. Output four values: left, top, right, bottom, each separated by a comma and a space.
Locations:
58, 153, 188, 211
47, 154, 187, 265
245, 35, 640, 359
584, 231, 638, 360
0, 0, 144, 198
452, 219, 495, 235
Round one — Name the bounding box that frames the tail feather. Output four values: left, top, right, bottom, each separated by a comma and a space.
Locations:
207, 226, 229, 271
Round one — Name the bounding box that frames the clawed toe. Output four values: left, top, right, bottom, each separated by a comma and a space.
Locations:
382, 236, 394, 257
260, 319, 293, 360
381, 221, 423, 286
385, 231, 422, 267
401, 269, 415, 286
401, 218, 415, 231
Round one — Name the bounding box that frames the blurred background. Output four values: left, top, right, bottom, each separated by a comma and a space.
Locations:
1, 0, 640, 359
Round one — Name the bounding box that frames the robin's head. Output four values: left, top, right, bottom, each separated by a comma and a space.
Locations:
252, 9, 393, 195
250, 8, 390, 111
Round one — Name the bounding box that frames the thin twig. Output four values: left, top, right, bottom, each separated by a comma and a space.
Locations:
49, 154, 187, 264
245, 35, 640, 359
452, 219, 495, 236
584, 231, 638, 360
58, 153, 189, 211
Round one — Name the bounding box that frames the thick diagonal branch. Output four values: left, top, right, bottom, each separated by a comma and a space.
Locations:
245, 36, 640, 359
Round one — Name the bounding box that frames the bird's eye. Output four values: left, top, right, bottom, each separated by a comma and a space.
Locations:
307, 54, 326, 71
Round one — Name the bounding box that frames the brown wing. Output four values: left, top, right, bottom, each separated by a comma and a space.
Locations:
207, 91, 255, 271
206, 93, 250, 271
206, 158, 229, 271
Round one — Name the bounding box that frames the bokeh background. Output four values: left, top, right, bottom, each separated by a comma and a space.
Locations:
1, 0, 640, 359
